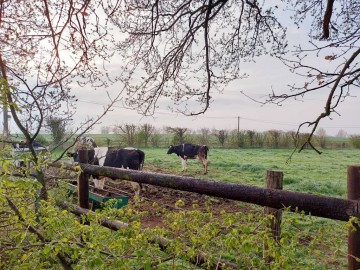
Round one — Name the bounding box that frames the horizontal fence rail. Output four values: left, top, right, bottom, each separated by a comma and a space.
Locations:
54, 161, 360, 222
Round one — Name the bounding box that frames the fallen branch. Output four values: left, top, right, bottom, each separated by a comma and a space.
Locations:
57, 200, 238, 269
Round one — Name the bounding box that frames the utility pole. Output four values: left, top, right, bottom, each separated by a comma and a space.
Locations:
237, 116, 241, 148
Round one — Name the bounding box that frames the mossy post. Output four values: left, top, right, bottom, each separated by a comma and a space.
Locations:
347, 166, 360, 270
263, 170, 283, 263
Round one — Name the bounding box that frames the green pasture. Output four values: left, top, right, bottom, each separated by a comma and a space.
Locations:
142, 147, 360, 198
55, 146, 358, 200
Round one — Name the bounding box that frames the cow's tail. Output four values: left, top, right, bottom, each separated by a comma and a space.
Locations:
138, 150, 145, 170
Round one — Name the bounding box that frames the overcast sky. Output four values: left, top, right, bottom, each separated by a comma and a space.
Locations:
70, 50, 359, 137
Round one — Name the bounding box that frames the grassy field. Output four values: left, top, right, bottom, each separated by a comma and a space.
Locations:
142, 147, 360, 198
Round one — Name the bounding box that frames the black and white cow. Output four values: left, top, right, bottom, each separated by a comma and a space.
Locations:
68, 147, 145, 196
167, 143, 209, 174
73, 136, 97, 151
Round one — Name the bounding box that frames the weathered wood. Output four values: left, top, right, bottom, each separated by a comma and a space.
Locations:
57, 200, 128, 230
53, 160, 360, 221
263, 170, 283, 263
347, 166, 360, 270
77, 150, 89, 209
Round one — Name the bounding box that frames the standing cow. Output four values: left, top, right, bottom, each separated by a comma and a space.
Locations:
68, 146, 145, 196
167, 143, 209, 174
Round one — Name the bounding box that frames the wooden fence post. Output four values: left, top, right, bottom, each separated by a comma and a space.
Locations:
78, 149, 89, 209
347, 166, 360, 270
263, 170, 283, 263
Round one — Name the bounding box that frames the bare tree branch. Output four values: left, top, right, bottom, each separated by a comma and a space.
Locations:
112, 0, 286, 116
322, 0, 334, 39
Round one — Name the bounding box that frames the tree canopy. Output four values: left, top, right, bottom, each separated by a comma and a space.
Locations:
1, 0, 358, 152
0, 0, 120, 147
112, 0, 359, 151
112, 0, 287, 115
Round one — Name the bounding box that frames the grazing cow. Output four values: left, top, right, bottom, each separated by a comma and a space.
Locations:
68, 146, 145, 196
167, 143, 209, 174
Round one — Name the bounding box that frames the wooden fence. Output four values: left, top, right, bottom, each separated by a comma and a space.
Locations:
56, 150, 360, 269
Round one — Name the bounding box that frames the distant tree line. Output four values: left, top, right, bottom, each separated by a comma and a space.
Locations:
89, 124, 354, 149
12, 121, 355, 150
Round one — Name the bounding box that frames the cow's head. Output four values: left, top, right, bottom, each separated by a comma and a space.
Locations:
73, 136, 97, 152
68, 149, 97, 163
167, 145, 175, 154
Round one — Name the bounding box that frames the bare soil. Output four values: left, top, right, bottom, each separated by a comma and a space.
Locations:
47, 166, 258, 228
103, 180, 256, 229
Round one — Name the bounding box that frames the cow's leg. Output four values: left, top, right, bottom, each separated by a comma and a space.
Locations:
202, 159, 208, 174
93, 178, 100, 189
93, 178, 105, 189
98, 178, 105, 189
130, 182, 141, 197
122, 165, 143, 196
181, 158, 187, 172
197, 155, 208, 174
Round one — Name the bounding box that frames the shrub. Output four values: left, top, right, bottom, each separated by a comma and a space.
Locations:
349, 135, 360, 149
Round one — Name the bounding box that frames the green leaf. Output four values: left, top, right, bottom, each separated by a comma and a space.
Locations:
43, 245, 52, 255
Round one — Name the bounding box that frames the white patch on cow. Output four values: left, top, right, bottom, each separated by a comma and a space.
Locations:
124, 147, 136, 150
94, 147, 109, 166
